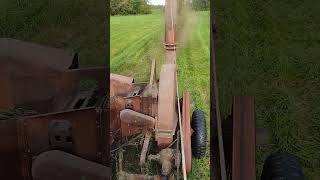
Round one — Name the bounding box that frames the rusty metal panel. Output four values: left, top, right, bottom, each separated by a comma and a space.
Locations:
0, 39, 106, 111
110, 97, 125, 143
0, 58, 62, 110
0, 73, 14, 108
0, 120, 22, 180
232, 96, 256, 180
62, 67, 107, 99
111, 73, 134, 84
0, 39, 109, 179
0, 38, 78, 71
111, 96, 157, 138
120, 109, 155, 137
110, 73, 134, 96
0, 62, 106, 112
120, 109, 155, 126
24, 108, 101, 162
165, 51, 176, 64
182, 92, 192, 175
32, 150, 111, 180
156, 64, 177, 147
121, 96, 144, 137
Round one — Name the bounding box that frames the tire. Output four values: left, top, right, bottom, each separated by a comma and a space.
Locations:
261, 152, 304, 180
191, 110, 207, 158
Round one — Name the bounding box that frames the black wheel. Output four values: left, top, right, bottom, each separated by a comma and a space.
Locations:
261, 152, 304, 180
191, 110, 207, 158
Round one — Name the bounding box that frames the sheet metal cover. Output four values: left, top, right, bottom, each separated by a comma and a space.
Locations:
156, 64, 177, 146
0, 38, 78, 70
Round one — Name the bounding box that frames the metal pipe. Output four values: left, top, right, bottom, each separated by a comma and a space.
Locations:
164, 0, 177, 64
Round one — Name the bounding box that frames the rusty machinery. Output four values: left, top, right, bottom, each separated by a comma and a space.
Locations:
0, 38, 111, 180
110, 0, 207, 179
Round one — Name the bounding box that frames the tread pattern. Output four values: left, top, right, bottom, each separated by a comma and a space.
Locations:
191, 110, 207, 158
261, 152, 304, 180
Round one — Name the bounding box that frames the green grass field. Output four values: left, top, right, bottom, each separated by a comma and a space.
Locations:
214, 0, 320, 179
0, 0, 107, 66
111, 10, 210, 179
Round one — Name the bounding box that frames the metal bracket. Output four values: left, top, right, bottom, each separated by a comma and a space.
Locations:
48, 120, 73, 152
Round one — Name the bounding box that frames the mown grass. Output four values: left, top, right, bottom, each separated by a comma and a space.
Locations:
177, 11, 210, 179
0, 0, 107, 66
111, 9, 165, 80
111, 10, 210, 179
214, 0, 320, 179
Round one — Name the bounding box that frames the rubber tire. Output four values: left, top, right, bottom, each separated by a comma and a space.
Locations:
261, 152, 304, 180
191, 110, 207, 158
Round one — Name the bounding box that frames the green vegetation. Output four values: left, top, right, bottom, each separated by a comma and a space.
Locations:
150, 5, 164, 10
111, 9, 164, 80
191, 0, 209, 11
111, 9, 210, 179
0, 0, 107, 66
110, 0, 151, 15
214, 0, 320, 179
177, 11, 210, 179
